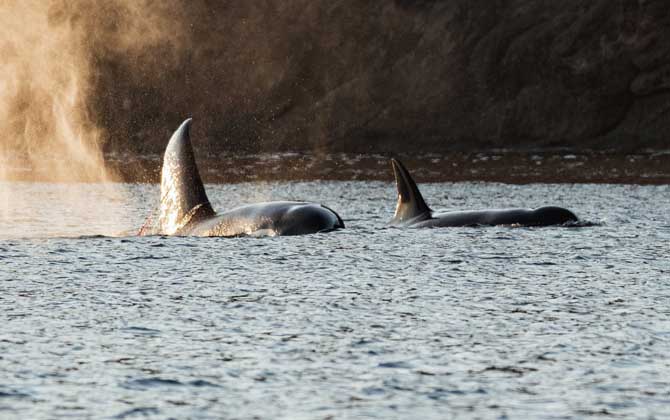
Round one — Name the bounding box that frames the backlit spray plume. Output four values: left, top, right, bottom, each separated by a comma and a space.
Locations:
0, 0, 108, 181
0, 0, 187, 181
0, 0, 187, 236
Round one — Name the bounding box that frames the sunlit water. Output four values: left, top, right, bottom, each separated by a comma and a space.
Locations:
1, 180, 669, 419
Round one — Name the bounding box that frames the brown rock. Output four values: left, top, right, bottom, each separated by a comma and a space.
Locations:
84, 1, 670, 155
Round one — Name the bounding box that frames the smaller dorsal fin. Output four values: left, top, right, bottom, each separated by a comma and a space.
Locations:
390, 158, 432, 224
158, 118, 215, 234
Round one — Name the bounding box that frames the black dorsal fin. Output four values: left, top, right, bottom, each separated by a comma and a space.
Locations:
158, 118, 215, 234
390, 158, 432, 224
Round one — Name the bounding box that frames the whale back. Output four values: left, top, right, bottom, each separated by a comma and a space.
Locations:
158, 118, 214, 234
390, 158, 431, 224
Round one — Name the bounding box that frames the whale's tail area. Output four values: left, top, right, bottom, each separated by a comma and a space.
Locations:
158, 118, 215, 234
390, 158, 432, 225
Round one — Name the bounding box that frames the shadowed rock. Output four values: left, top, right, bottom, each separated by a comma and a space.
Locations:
83, 1, 670, 156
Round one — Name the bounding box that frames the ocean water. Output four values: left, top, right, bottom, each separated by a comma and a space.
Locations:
1, 180, 669, 419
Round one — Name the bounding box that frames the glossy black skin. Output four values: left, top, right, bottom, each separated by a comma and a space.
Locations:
394, 206, 578, 228
181, 201, 344, 237
151, 118, 344, 237
389, 158, 578, 227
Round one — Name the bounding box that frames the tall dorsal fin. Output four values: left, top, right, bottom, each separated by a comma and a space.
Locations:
158, 118, 214, 234
390, 158, 432, 224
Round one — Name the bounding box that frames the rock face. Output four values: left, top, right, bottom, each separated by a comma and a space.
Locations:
89, 1, 670, 155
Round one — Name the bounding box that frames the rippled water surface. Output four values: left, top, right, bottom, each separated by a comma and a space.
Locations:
1, 180, 669, 419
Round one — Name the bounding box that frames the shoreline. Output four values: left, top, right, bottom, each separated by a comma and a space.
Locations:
2, 151, 670, 185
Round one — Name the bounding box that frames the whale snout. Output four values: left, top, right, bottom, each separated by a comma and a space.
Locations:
320, 204, 345, 230
533, 206, 578, 225
280, 204, 344, 235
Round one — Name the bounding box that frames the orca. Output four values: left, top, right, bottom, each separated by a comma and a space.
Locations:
389, 158, 578, 227
144, 119, 344, 237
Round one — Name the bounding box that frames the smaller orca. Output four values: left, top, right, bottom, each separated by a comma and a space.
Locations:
389, 158, 578, 227
144, 118, 344, 237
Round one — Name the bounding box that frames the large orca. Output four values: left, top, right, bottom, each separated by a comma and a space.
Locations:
146, 119, 344, 236
389, 158, 578, 227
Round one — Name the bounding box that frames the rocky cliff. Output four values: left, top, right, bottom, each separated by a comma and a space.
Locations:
87, 0, 670, 155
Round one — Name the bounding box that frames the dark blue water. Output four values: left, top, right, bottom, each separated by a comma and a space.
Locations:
1, 181, 669, 419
